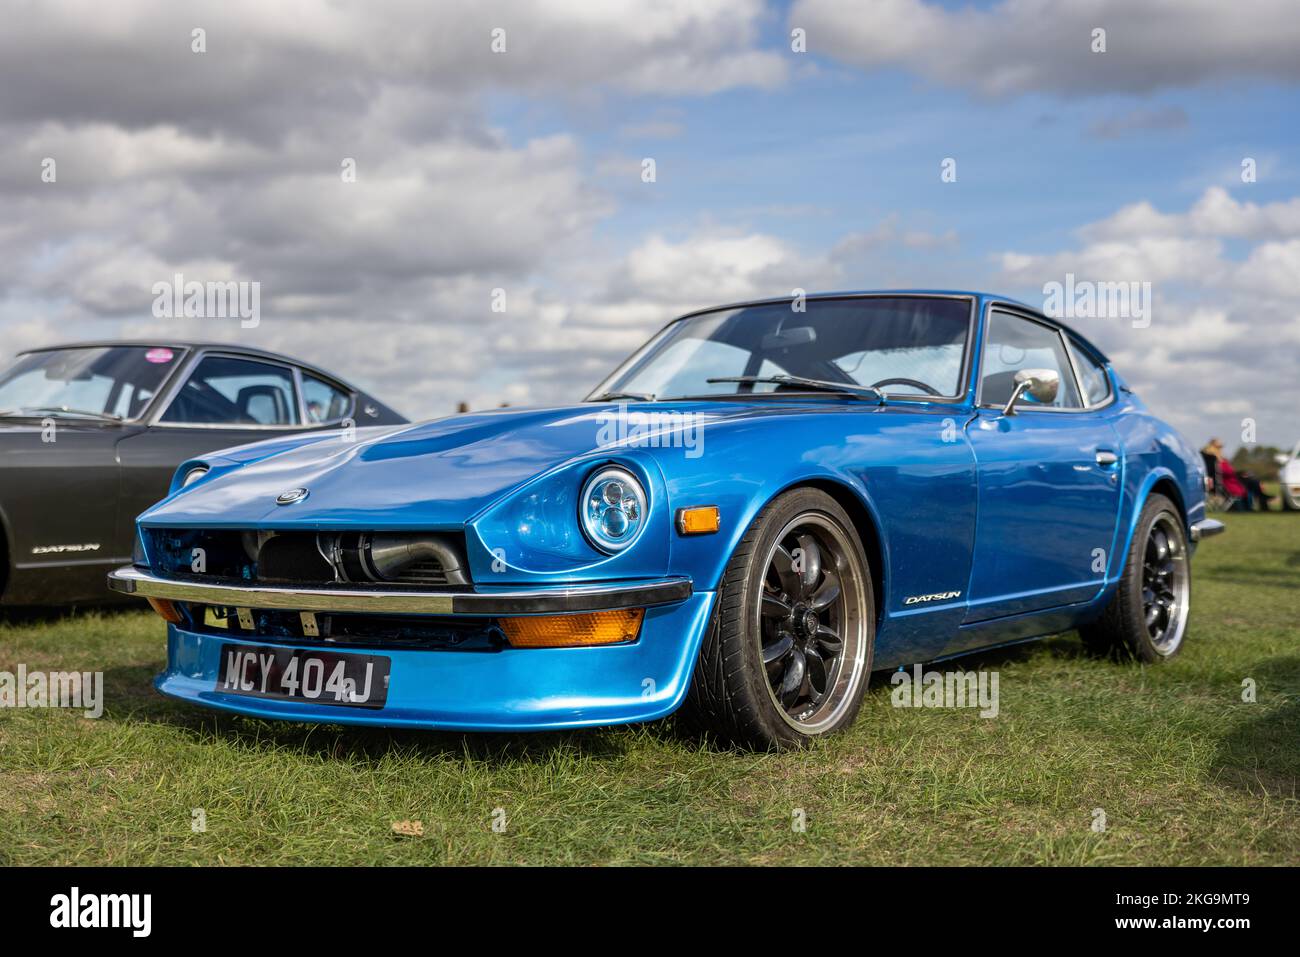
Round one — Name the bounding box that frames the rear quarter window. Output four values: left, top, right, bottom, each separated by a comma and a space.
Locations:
1068, 338, 1112, 407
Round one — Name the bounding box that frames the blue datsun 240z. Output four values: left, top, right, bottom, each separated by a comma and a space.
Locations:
110, 292, 1223, 749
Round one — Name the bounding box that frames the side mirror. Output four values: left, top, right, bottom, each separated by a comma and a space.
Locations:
1002, 368, 1060, 416
1276, 453, 1291, 466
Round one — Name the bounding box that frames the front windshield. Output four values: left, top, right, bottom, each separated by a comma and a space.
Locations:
590, 296, 972, 401
0, 346, 183, 419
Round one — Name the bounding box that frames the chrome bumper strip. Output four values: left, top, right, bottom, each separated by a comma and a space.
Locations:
1189, 519, 1226, 542
107, 565, 692, 616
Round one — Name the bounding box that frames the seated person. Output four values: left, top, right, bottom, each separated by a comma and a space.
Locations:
1203, 438, 1273, 511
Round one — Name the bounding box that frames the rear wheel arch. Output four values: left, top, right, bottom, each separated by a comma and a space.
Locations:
1149, 476, 1187, 527
1082, 491, 1190, 661
1114, 470, 1186, 573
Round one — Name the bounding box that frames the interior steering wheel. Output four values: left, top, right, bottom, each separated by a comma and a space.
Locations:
869, 377, 942, 397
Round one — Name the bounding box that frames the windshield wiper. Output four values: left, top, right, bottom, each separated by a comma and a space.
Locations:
8, 406, 123, 421
587, 391, 657, 402
706, 375, 884, 403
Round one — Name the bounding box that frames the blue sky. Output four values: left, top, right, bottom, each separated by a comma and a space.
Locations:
502, 60, 1297, 287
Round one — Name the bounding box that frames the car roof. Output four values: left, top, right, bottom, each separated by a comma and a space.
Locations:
676, 289, 1025, 316
16, 340, 359, 390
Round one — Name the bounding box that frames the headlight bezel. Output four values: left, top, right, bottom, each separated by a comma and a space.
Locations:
579, 466, 648, 554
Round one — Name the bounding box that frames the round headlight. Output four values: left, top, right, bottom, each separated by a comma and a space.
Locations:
580, 467, 647, 553
181, 465, 209, 488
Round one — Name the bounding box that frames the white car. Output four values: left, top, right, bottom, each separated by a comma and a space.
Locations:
1277, 442, 1300, 510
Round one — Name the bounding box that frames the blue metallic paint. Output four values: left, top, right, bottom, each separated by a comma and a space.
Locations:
138, 291, 1209, 730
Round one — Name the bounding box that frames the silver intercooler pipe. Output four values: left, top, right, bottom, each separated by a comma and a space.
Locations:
364, 534, 467, 585
322, 532, 468, 585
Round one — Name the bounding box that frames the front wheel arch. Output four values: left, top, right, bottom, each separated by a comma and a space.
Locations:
680, 486, 877, 749
765, 478, 887, 631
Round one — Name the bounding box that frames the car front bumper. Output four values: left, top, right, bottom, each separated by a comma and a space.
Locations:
109, 566, 713, 731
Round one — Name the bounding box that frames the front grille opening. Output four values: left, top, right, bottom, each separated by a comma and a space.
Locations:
187, 604, 504, 651
146, 528, 470, 588
257, 534, 334, 582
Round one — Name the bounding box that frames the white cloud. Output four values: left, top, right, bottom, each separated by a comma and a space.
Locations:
0, 0, 784, 401
616, 233, 830, 304
0, 224, 892, 415
1000, 236, 1227, 286
1233, 239, 1300, 299
0, 0, 785, 140
790, 0, 1300, 96
1081, 187, 1300, 243
995, 187, 1300, 446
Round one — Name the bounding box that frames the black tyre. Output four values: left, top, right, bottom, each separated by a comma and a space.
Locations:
1080, 493, 1190, 662
681, 488, 874, 750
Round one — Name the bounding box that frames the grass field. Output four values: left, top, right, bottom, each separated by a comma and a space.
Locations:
1, 512, 1296, 866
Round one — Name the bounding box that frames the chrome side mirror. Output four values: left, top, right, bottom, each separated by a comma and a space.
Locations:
1002, 368, 1060, 416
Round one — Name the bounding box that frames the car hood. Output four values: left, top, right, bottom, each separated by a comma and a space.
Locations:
138, 402, 791, 528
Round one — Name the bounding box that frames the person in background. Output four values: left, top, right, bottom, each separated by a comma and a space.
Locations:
1203, 438, 1273, 511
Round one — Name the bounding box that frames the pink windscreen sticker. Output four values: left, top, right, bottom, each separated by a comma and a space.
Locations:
145, 348, 175, 363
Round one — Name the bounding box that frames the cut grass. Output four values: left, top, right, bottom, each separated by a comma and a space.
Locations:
1, 513, 1296, 865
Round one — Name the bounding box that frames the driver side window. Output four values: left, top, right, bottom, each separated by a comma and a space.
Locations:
980, 311, 1081, 409
160, 355, 300, 425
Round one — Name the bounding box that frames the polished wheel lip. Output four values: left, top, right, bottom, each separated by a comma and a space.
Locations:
753, 512, 868, 735
106, 565, 692, 616
1142, 512, 1190, 655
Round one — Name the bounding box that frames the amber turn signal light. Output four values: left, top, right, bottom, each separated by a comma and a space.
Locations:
500, 608, 644, 648
676, 505, 720, 535
146, 597, 184, 624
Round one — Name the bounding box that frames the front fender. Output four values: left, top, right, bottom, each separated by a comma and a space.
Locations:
464, 450, 673, 583
665, 465, 888, 597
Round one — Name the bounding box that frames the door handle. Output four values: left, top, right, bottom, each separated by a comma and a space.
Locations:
1095, 449, 1119, 467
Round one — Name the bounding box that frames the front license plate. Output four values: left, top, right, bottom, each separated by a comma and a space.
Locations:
217, 643, 390, 709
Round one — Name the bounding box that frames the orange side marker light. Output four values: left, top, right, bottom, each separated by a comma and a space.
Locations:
146, 597, 184, 624
676, 506, 720, 535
